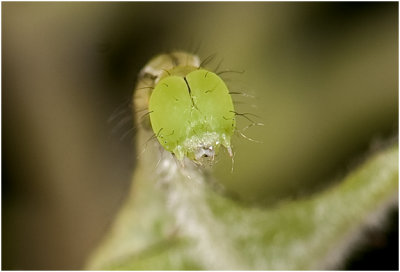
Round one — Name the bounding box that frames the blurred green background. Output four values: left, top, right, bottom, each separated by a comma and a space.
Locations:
2, 2, 398, 270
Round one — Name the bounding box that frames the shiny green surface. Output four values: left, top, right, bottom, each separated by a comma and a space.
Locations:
149, 70, 235, 161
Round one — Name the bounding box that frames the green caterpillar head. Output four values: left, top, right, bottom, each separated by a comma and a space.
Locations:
149, 68, 235, 165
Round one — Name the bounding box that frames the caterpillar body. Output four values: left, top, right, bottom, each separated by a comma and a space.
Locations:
134, 51, 235, 165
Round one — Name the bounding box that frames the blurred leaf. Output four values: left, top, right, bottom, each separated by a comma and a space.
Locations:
86, 143, 398, 270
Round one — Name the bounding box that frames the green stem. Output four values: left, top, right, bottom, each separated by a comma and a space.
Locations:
85, 52, 398, 270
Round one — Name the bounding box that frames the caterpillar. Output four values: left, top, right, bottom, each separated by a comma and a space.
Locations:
133, 51, 236, 166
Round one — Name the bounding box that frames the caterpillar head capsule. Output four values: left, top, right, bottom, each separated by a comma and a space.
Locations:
143, 52, 236, 165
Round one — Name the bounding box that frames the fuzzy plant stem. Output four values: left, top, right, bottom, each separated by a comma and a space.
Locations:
85, 52, 398, 270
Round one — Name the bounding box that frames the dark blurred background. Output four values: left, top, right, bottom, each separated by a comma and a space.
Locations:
2, 2, 398, 270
